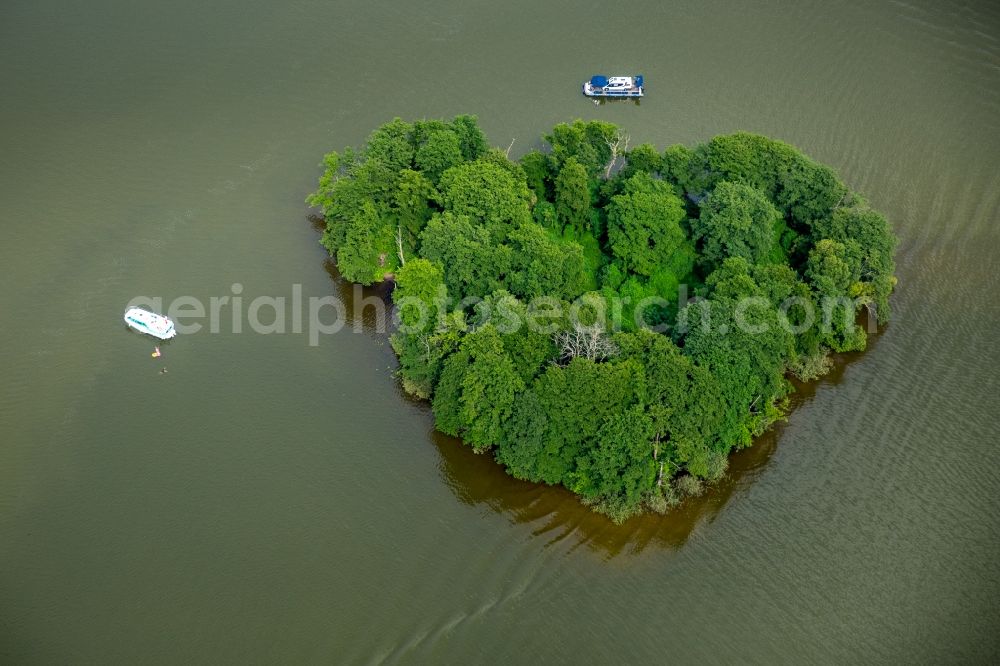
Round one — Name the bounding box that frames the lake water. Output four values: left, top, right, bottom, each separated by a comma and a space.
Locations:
2, 0, 999, 662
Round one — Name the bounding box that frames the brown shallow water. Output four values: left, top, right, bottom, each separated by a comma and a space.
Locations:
2, 0, 999, 662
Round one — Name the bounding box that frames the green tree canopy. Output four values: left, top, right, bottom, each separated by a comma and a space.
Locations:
520, 150, 552, 201
606, 173, 692, 278
497, 358, 646, 487
615, 330, 725, 479
419, 212, 506, 301
328, 201, 393, 285
544, 119, 618, 176
677, 297, 794, 450
810, 206, 897, 323
432, 325, 524, 452
390, 259, 462, 399
393, 258, 445, 331
438, 158, 533, 238
415, 128, 463, 184
392, 169, 437, 253
572, 406, 657, 520
554, 157, 591, 234
450, 114, 489, 161
692, 180, 781, 271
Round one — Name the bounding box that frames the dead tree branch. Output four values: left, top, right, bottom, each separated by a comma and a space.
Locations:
603, 130, 631, 179
396, 225, 406, 266
553, 323, 618, 365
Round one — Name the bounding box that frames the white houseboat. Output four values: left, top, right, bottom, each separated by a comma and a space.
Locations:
583, 75, 644, 98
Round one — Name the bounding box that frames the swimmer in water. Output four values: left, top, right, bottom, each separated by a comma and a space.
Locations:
159, 367, 168, 375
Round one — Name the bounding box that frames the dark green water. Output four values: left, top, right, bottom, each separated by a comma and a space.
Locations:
2, 0, 999, 662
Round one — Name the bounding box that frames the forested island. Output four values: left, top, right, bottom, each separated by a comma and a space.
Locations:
307, 116, 898, 521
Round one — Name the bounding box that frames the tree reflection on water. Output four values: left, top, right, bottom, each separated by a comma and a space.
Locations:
428, 342, 874, 558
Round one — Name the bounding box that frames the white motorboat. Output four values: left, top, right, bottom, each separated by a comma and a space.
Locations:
123, 307, 177, 340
